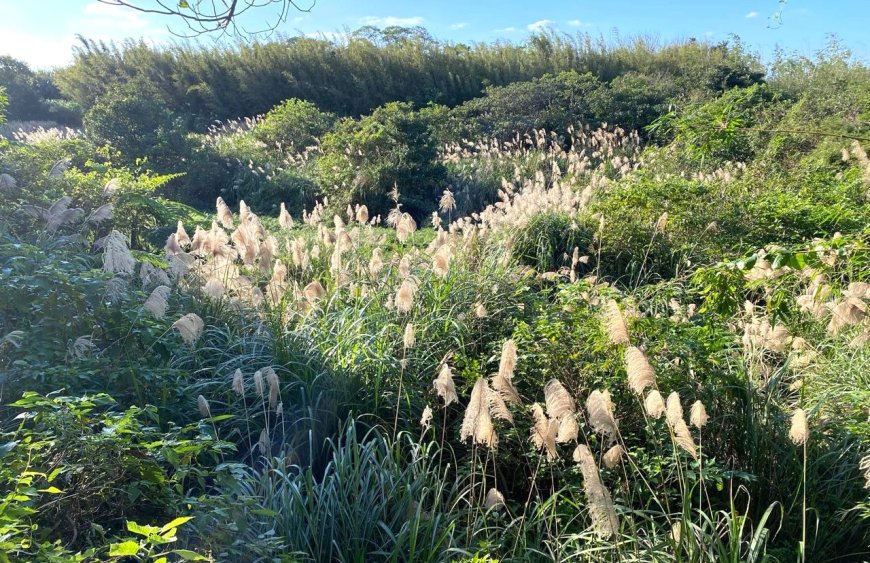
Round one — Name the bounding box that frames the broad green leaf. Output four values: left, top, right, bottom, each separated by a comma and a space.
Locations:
159, 516, 193, 533
127, 520, 159, 536
173, 549, 208, 560
108, 540, 141, 556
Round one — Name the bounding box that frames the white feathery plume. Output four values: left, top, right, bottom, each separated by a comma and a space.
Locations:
644, 389, 666, 419
433, 363, 458, 406
573, 444, 619, 538
279, 202, 294, 230
175, 221, 190, 247
789, 408, 809, 445
625, 346, 655, 394
216, 197, 234, 228
484, 488, 505, 510
586, 389, 618, 439
143, 285, 171, 319
102, 230, 136, 275
460, 378, 497, 447
602, 300, 630, 345
690, 400, 709, 429
530, 403, 558, 460
172, 313, 204, 346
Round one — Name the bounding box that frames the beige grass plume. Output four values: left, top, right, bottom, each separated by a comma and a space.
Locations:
491, 340, 521, 404
395, 279, 417, 313
586, 389, 618, 439
175, 221, 190, 248
165, 233, 182, 256
644, 389, 665, 419
625, 346, 655, 394
530, 403, 559, 460
103, 230, 136, 276
665, 392, 696, 457
173, 313, 204, 346
143, 285, 171, 319
602, 300, 630, 345
573, 444, 619, 538
420, 405, 433, 431
303, 281, 326, 303
239, 200, 251, 224
484, 487, 505, 510
197, 395, 212, 418
355, 204, 369, 224
216, 197, 234, 228
544, 379, 575, 420
403, 323, 415, 349
203, 279, 225, 300
433, 363, 458, 406
439, 189, 456, 214
665, 392, 684, 427
279, 202, 294, 230
232, 369, 244, 395
368, 248, 384, 276
254, 370, 265, 399
460, 378, 497, 447
474, 302, 488, 318
789, 408, 808, 445
690, 400, 709, 429
602, 445, 624, 468
265, 367, 280, 409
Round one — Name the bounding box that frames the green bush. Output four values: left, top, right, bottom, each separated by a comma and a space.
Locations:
252, 98, 335, 151
315, 102, 446, 219
83, 79, 188, 170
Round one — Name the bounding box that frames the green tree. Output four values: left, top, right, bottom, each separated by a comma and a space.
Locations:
315, 102, 445, 219
253, 98, 335, 151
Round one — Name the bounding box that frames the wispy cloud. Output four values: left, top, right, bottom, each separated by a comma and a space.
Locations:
745, 11, 759, 19
495, 26, 518, 33
567, 19, 584, 27
360, 16, 424, 27
527, 19, 555, 32
450, 22, 468, 30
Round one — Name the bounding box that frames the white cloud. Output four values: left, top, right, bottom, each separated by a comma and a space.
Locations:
496, 27, 518, 33
567, 19, 583, 27
0, 2, 169, 69
527, 19, 555, 32
0, 30, 78, 69
450, 22, 468, 30
745, 11, 759, 19
304, 31, 345, 42
360, 16, 425, 27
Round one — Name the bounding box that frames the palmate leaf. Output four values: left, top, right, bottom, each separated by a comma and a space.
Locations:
108, 540, 141, 556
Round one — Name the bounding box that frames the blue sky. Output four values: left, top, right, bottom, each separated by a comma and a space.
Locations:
1, 0, 867, 69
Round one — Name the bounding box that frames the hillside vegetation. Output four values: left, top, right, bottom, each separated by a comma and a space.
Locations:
0, 32, 868, 562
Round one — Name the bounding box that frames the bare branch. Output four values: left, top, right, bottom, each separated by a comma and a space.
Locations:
97, 0, 315, 37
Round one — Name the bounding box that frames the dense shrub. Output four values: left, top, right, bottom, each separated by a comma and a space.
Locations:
83, 79, 188, 170
315, 102, 446, 219
252, 98, 336, 151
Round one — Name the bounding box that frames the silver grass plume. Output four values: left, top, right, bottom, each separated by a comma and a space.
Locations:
789, 408, 808, 445
625, 346, 655, 394
603, 445, 624, 468
690, 400, 709, 429
102, 230, 136, 275
530, 403, 558, 460
484, 488, 505, 510
279, 203, 294, 230
460, 378, 497, 447
433, 363, 458, 406
175, 221, 190, 247
665, 392, 684, 427
265, 367, 280, 409
403, 323, 415, 349
216, 197, 234, 228
172, 313, 204, 346
232, 369, 244, 395
491, 339, 520, 404
603, 300, 630, 345
586, 389, 618, 439
254, 370, 265, 399
644, 390, 666, 419
143, 285, 171, 319
420, 405, 433, 431
197, 395, 211, 418
573, 444, 619, 538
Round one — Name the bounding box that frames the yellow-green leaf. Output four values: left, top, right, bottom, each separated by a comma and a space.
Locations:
108, 540, 141, 556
